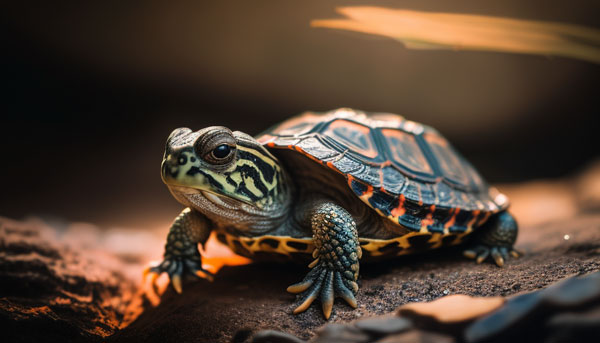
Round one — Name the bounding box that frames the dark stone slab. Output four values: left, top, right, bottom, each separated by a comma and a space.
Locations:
354, 316, 412, 336
464, 271, 600, 343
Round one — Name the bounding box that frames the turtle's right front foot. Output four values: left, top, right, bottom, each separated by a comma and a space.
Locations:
287, 202, 361, 319
287, 256, 359, 319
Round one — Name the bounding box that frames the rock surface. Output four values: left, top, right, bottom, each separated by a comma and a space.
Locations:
0, 217, 141, 342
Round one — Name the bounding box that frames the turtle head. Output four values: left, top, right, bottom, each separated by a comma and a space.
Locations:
162, 126, 286, 209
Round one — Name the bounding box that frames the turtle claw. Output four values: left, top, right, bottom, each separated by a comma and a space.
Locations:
320, 271, 334, 319
143, 265, 160, 287
475, 249, 489, 264
462, 249, 477, 259
171, 274, 183, 293
463, 244, 520, 267
491, 247, 504, 267
195, 269, 214, 282
144, 254, 213, 294
510, 248, 523, 258
288, 263, 358, 319
142, 267, 163, 305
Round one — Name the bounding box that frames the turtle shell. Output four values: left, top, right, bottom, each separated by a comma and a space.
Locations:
256, 108, 509, 235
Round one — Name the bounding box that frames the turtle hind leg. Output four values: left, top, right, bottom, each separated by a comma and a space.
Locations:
287, 202, 361, 319
463, 211, 521, 267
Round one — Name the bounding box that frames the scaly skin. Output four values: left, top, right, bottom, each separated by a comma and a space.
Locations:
287, 202, 362, 319
146, 208, 213, 293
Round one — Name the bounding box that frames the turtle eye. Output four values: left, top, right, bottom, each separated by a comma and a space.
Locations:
204, 143, 236, 165
194, 127, 237, 165
211, 144, 233, 159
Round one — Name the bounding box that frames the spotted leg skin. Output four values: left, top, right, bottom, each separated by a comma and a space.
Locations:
145, 208, 213, 293
287, 202, 361, 319
464, 211, 521, 267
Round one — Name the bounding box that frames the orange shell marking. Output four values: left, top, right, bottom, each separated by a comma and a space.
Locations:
444, 208, 460, 229
420, 205, 436, 227
391, 194, 406, 217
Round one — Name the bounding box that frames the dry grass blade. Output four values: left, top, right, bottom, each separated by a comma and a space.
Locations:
312, 6, 600, 64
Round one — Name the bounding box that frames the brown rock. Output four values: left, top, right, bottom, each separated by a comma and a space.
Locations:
398, 295, 504, 325
0, 217, 140, 342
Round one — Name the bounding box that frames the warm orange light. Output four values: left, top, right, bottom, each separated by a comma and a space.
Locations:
200, 231, 253, 274
142, 231, 252, 307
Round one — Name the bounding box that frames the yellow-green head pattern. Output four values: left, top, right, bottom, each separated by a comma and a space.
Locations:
162, 126, 287, 210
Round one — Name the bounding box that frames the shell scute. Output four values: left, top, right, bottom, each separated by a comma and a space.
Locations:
419, 182, 437, 205
423, 132, 478, 190
296, 137, 338, 160
322, 119, 379, 159
366, 190, 396, 217
332, 155, 364, 174
354, 165, 383, 189
381, 127, 433, 175
381, 165, 406, 195
402, 179, 423, 203
435, 181, 455, 205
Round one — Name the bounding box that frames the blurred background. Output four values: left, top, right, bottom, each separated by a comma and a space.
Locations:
1, 0, 599, 230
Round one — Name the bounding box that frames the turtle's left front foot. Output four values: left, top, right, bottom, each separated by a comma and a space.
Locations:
144, 249, 213, 293
287, 202, 361, 319
143, 208, 213, 295
463, 211, 521, 267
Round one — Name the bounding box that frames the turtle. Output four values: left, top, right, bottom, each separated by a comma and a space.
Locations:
146, 108, 520, 319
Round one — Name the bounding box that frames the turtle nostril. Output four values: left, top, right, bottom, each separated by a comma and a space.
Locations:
177, 155, 188, 165
164, 154, 180, 167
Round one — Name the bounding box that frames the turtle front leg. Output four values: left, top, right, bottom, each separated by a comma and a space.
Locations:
463, 211, 521, 267
144, 208, 213, 293
287, 202, 361, 319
